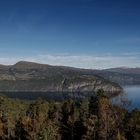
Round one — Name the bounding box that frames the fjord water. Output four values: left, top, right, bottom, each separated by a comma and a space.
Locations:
1, 86, 140, 110
0, 92, 95, 101
124, 86, 140, 110
112, 86, 140, 111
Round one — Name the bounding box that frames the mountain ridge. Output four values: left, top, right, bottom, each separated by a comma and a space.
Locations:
0, 61, 139, 93
0, 61, 140, 72
105, 67, 140, 75
0, 61, 122, 94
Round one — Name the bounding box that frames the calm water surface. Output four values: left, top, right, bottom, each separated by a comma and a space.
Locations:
0, 92, 95, 101
1, 86, 140, 110
112, 86, 140, 111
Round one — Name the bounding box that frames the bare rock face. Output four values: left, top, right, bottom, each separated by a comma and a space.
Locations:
61, 77, 122, 94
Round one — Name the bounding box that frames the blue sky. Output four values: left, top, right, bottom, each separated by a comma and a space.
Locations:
0, 0, 140, 68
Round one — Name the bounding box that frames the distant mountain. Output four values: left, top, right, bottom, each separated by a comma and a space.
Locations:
105, 67, 140, 75
0, 61, 139, 94
0, 64, 11, 70
11, 61, 50, 70
0, 61, 122, 94
94, 67, 140, 85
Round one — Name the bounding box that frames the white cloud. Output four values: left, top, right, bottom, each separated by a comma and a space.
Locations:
0, 53, 139, 69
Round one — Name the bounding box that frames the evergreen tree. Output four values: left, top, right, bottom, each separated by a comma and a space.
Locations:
80, 98, 89, 120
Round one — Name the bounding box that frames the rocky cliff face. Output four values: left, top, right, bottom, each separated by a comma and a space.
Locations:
0, 76, 122, 94
0, 61, 122, 94
61, 76, 122, 93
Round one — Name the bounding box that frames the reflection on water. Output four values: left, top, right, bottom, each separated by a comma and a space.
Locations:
0, 92, 96, 101
112, 86, 140, 111
1, 86, 140, 110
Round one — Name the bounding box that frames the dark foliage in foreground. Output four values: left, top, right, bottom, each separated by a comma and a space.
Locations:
0, 90, 140, 140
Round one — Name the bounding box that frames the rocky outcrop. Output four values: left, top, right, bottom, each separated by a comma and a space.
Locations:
61, 76, 122, 93
0, 77, 122, 94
